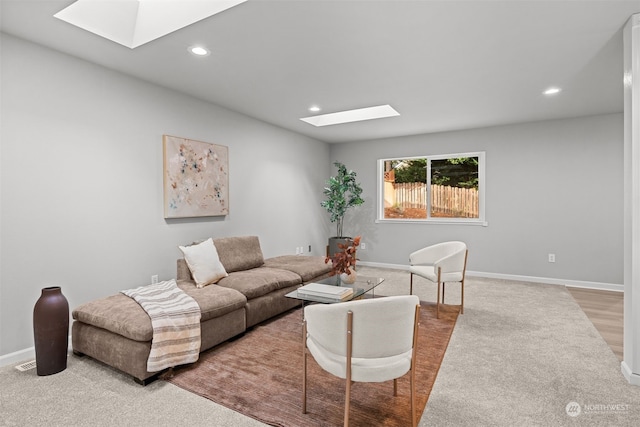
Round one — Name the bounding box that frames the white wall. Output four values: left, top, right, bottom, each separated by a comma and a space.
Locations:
622, 12, 640, 386
331, 114, 624, 287
0, 34, 331, 356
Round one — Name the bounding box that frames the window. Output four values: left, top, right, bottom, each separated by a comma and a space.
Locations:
378, 152, 486, 224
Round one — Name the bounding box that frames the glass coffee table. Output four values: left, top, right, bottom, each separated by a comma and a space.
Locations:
285, 275, 384, 305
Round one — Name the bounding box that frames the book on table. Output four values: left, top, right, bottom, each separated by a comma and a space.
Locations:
297, 282, 354, 300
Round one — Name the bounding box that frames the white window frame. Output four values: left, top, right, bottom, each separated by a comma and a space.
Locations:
376, 152, 487, 226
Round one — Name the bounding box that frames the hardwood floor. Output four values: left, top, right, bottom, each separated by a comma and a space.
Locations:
567, 287, 623, 361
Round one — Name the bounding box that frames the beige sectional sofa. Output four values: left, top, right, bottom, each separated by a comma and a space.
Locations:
72, 236, 331, 384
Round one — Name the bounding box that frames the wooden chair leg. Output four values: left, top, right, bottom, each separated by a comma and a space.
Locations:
410, 304, 419, 427
302, 321, 308, 414
344, 379, 351, 427
344, 311, 354, 427
460, 249, 468, 314
437, 283, 441, 319
410, 368, 416, 427
393, 378, 398, 396
409, 273, 413, 294
436, 267, 442, 319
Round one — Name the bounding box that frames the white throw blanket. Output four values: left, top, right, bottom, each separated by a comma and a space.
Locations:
121, 279, 201, 372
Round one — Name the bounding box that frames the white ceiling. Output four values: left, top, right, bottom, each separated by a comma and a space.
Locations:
2, 0, 639, 143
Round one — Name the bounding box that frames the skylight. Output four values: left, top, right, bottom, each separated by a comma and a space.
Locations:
54, 0, 247, 49
300, 105, 400, 127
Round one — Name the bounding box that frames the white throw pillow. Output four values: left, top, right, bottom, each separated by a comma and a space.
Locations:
179, 238, 228, 288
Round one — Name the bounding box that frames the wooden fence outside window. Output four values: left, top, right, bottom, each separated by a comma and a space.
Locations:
392, 183, 479, 218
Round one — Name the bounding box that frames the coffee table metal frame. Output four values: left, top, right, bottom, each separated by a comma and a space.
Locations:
285, 275, 385, 305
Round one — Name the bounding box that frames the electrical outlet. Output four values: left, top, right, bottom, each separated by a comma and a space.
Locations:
548, 254, 555, 263
295, 247, 300, 255
151, 275, 158, 284
360, 242, 366, 250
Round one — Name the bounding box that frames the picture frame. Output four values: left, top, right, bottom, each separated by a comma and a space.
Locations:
163, 135, 229, 218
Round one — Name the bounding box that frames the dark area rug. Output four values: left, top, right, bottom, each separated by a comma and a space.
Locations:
167, 300, 459, 426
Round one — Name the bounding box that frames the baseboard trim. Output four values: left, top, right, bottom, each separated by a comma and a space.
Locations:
621, 361, 640, 386
468, 271, 624, 292
358, 261, 407, 270
0, 335, 72, 368
0, 347, 36, 368
358, 261, 623, 292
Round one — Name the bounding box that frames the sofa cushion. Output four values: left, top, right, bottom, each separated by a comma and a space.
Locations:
216, 267, 301, 300
263, 255, 332, 282
177, 281, 246, 323
73, 284, 246, 342
179, 238, 228, 288
73, 294, 152, 342
213, 236, 265, 273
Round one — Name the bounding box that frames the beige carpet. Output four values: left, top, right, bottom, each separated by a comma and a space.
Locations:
167, 300, 458, 426
417, 276, 640, 426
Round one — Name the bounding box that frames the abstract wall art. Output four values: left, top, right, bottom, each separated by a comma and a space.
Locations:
163, 135, 229, 218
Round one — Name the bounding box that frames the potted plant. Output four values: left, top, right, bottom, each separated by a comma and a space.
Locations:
321, 162, 364, 257
325, 236, 360, 284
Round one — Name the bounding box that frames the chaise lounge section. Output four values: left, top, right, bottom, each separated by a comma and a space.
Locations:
72, 236, 331, 384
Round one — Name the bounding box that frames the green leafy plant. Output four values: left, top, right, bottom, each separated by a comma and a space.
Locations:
321, 162, 364, 237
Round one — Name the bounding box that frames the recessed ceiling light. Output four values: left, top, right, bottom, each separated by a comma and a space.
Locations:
54, 0, 247, 49
301, 105, 400, 127
308, 105, 321, 113
189, 46, 210, 56
543, 87, 562, 96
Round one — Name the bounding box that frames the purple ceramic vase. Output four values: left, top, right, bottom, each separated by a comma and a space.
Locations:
33, 286, 69, 376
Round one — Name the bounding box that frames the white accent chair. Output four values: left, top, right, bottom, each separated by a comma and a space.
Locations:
302, 295, 421, 427
409, 241, 468, 318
